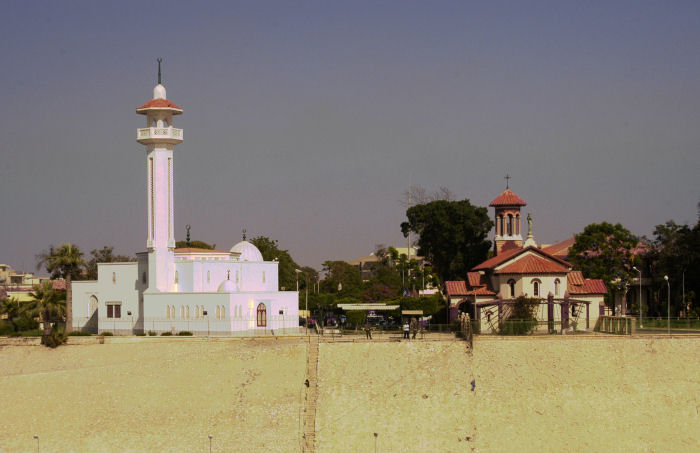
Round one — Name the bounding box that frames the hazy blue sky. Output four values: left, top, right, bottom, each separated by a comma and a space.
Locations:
1, 1, 699, 273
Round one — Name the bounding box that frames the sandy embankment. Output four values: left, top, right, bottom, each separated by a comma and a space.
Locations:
1, 336, 699, 452
316, 337, 700, 453
0, 339, 306, 452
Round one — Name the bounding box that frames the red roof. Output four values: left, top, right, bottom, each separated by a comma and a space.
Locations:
467, 272, 482, 287
52, 280, 66, 290
472, 247, 523, 271
495, 253, 570, 274
541, 237, 575, 259
568, 278, 607, 295
136, 98, 183, 114
490, 189, 527, 207
445, 281, 468, 296
567, 270, 585, 286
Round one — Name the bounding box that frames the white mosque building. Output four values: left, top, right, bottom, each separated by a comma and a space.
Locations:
71, 67, 299, 335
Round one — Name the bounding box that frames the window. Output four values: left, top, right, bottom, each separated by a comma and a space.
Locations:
508, 279, 516, 298
532, 280, 541, 297
142, 272, 147, 284
554, 279, 561, 297
262, 271, 266, 283
507, 214, 513, 236
207, 271, 210, 283
186, 306, 190, 318
220, 305, 226, 319
180, 306, 185, 318
174, 271, 178, 284
112, 272, 116, 284
166, 306, 171, 319
216, 306, 221, 319
515, 214, 520, 235
499, 216, 504, 236
257, 303, 267, 327
107, 302, 121, 318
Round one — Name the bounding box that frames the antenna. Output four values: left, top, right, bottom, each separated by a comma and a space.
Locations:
157, 58, 163, 84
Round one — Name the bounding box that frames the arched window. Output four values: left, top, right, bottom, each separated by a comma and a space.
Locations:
207, 271, 210, 283
532, 279, 541, 297
508, 279, 516, 298
89, 296, 98, 315
170, 306, 175, 319
112, 272, 116, 283
166, 306, 171, 319
499, 216, 504, 236
151, 119, 156, 128
142, 272, 147, 284
216, 306, 220, 319
174, 271, 179, 284
186, 306, 190, 318
180, 306, 185, 318
507, 214, 513, 236
262, 271, 266, 283
163, 119, 169, 127
257, 303, 267, 327
515, 214, 520, 235
554, 279, 561, 297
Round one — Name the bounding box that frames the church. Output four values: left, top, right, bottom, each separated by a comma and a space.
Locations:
445, 185, 607, 333
71, 67, 299, 335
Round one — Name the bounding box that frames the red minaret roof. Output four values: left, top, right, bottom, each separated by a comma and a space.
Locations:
489, 189, 527, 207
136, 98, 183, 115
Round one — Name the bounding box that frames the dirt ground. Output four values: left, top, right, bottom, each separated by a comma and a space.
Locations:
1, 336, 698, 452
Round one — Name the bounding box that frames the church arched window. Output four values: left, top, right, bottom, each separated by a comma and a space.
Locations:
554, 279, 561, 297
257, 303, 267, 327
112, 272, 116, 284
515, 214, 520, 235
221, 305, 226, 319
531, 279, 541, 297
508, 279, 516, 298
507, 214, 513, 236
499, 216, 504, 236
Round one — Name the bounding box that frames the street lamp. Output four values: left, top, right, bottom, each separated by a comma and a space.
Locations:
208, 434, 213, 453
33, 434, 39, 453
664, 275, 670, 335
633, 266, 642, 328
295, 269, 302, 292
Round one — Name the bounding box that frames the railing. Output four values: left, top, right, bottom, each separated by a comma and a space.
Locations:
137, 127, 183, 140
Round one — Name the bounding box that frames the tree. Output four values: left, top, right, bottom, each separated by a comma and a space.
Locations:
320, 261, 363, 297
175, 240, 216, 249
84, 246, 134, 280
569, 222, 639, 314
646, 220, 700, 317
401, 200, 493, 283
249, 236, 302, 291
28, 281, 66, 342
35, 243, 85, 333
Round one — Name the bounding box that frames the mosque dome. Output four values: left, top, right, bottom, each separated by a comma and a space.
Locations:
230, 240, 264, 262
217, 279, 236, 293
153, 83, 167, 99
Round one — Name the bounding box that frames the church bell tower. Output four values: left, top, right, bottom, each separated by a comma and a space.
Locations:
136, 59, 183, 292
489, 178, 526, 255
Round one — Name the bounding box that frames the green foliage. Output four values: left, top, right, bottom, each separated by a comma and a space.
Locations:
499, 296, 540, 335
13, 315, 39, 332
101, 331, 114, 336
175, 240, 215, 249
160, 331, 172, 336
0, 320, 14, 336
148, 330, 157, 336
345, 310, 366, 328
9, 329, 42, 337
401, 200, 493, 283
569, 222, 639, 309
250, 236, 306, 291
399, 294, 442, 316
42, 326, 66, 348
84, 246, 134, 280
35, 243, 86, 280
320, 261, 363, 297
68, 330, 92, 336
177, 331, 193, 336
646, 220, 700, 317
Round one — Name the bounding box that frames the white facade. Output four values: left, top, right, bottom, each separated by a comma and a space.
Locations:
71, 76, 300, 335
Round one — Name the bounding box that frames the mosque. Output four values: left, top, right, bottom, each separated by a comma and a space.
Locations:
71, 66, 299, 335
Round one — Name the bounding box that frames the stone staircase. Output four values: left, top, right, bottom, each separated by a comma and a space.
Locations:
302, 335, 319, 452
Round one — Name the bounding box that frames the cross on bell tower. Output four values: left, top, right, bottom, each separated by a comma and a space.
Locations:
137, 59, 184, 292
489, 178, 527, 255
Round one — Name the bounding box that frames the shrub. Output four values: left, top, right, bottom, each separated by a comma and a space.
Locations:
148, 330, 157, 336
0, 320, 14, 336
42, 327, 67, 348
13, 315, 39, 332
498, 296, 539, 335
101, 331, 114, 336
177, 331, 193, 336
10, 329, 42, 337
68, 331, 92, 336
160, 331, 172, 336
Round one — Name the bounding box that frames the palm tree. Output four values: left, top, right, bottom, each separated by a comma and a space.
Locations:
28, 281, 66, 338
0, 297, 22, 331
36, 243, 85, 333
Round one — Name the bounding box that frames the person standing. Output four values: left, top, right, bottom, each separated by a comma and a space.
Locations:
403, 321, 410, 339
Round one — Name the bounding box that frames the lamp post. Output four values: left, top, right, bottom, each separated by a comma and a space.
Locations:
664, 275, 670, 336
208, 434, 213, 453
633, 266, 642, 328
295, 269, 301, 292
305, 273, 309, 334
33, 434, 39, 453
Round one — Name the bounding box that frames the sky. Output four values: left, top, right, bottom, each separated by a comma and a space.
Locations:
1, 0, 699, 274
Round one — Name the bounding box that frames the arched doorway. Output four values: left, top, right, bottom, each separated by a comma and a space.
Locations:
256, 303, 267, 327
86, 295, 99, 333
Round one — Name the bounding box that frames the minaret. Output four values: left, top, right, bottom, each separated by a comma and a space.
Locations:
136, 59, 183, 292
489, 178, 527, 255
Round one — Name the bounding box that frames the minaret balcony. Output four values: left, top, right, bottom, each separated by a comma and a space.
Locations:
137, 127, 183, 144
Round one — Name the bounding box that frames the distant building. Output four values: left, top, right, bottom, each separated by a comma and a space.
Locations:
445, 186, 607, 332
0, 264, 52, 302
348, 247, 428, 283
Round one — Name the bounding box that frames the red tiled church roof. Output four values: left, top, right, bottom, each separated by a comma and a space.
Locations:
136, 98, 183, 114
445, 281, 468, 296
489, 189, 527, 207
541, 237, 575, 259
495, 253, 570, 274
445, 272, 496, 297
